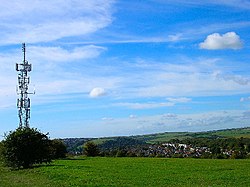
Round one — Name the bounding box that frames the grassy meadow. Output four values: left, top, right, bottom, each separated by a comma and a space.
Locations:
0, 157, 250, 187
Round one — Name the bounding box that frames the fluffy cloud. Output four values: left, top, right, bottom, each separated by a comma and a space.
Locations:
89, 87, 106, 98
199, 32, 243, 50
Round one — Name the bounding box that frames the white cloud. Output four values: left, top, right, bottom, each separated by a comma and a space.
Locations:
1, 39, 249, 112
101, 57, 250, 99
215, 72, 250, 85
0, 43, 120, 108
240, 97, 250, 102
29, 45, 106, 62
115, 102, 174, 109
115, 97, 191, 111
129, 114, 137, 118
92, 110, 249, 136
2, 46, 250, 109
101, 117, 113, 121
159, 0, 250, 10
89, 87, 106, 98
167, 34, 183, 42
0, 0, 114, 44
162, 113, 177, 118
199, 32, 243, 50
167, 97, 191, 103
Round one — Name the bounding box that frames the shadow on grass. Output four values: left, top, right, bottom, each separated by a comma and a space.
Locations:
2, 157, 89, 170
61, 157, 87, 161
33, 158, 91, 169
36, 164, 91, 170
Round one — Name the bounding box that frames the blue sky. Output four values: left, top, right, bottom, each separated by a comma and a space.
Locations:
1, 0, 250, 139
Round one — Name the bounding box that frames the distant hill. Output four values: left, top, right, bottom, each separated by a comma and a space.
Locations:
63, 127, 250, 154
133, 127, 250, 144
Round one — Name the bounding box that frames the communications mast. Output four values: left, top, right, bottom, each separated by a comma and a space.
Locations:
16, 43, 34, 128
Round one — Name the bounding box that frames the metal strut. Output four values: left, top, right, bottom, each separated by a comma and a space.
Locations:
16, 43, 34, 128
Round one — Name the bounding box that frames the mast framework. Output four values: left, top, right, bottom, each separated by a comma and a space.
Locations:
16, 43, 33, 128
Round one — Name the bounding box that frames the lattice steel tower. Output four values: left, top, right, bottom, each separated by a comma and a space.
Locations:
16, 43, 34, 128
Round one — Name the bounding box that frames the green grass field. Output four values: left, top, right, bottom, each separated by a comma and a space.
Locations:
1, 157, 250, 187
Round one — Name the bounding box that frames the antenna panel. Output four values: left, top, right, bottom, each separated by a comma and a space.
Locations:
16, 43, 34, 128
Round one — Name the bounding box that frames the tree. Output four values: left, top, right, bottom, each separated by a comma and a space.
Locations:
230, 151, 244, 159
2, 127, 52, 169
51, 139, 67, 159
210, 144, 221, 154
116, 149, 127, 157
246, 143, 250, 152
83, 141, 99, 156
0, 141, 3, 161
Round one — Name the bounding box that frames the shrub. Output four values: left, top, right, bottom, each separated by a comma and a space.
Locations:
127, 151, 137, 157
83, 141, 99, 157
51, 139, 67, 159
0, 141, 3, 161
116, 149, 127, 157
2, 127, 52, 169
230, 151, 244, 159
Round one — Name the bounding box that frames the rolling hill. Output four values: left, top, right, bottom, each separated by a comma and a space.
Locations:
63, 127, 250, 153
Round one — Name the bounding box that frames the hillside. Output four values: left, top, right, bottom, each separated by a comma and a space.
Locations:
63, 127, 250, 154
92, 127, 250, 145
134, 127, 250, 144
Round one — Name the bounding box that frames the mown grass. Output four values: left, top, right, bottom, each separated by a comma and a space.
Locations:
0, 157, 250, 187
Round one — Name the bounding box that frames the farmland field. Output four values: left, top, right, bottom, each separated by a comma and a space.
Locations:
0, 157, 250, 187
